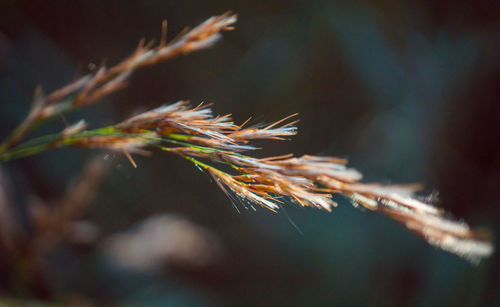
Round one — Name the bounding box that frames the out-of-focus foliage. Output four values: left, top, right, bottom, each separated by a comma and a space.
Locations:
0, 0, 498, 306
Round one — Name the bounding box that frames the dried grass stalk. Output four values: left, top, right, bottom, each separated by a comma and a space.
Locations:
0, 12, 493, 263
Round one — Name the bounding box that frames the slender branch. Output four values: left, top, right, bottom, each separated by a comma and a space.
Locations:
0, 12, 237, 153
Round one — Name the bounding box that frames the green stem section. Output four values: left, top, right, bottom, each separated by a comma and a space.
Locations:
0, 125, 249, 173
0, 142, 53, 162
155, 144, 233, 175
0, 126, 118, 162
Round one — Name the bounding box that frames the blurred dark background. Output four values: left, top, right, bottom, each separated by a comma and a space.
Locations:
0, 0, 499, 306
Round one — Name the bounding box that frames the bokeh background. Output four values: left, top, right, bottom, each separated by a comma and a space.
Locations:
1, 0, 499, 306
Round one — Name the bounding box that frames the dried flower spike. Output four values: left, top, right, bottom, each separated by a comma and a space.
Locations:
0, 13, 492, 263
